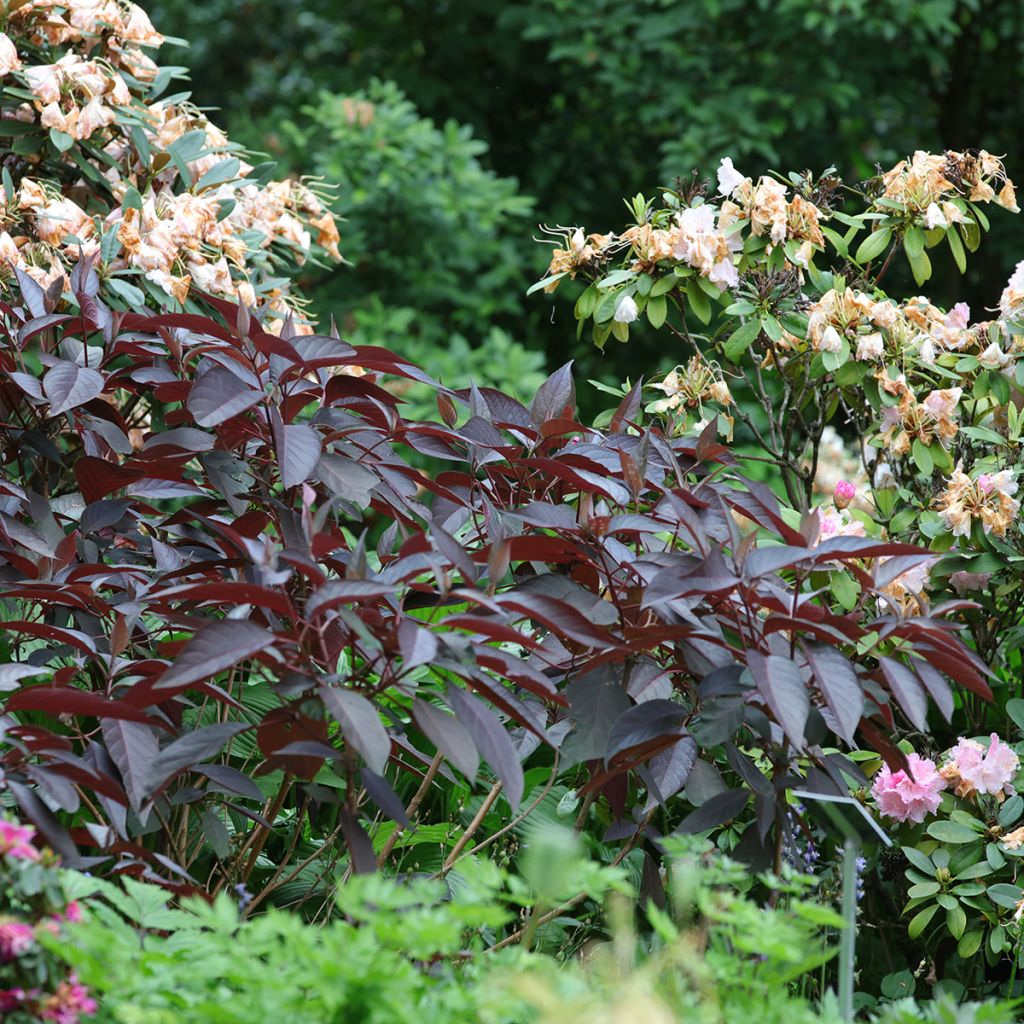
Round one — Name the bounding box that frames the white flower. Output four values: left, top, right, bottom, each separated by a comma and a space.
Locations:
613, 294, 639, 323
819, 325, 843, 353
979, 341, 1009, 369
855, 332, 884, 361
708, 257, 738, 289
0, 33, 21, 76
716, 157, 747, 198
919, 336, 936, 364
923, 202, 947, 230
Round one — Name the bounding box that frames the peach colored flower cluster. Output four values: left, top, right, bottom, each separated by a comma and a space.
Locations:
622, 205, 741, 288
935, 463, 1020, 539
940, 734, 1020, 800
878, 149, 1018, 220
717, 157, 825, 267
542, 226, 616, 292
0, 0, 341, 329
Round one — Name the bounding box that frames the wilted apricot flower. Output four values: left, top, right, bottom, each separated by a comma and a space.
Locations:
871, 753, 945, 823
941, 734, 1019, 800
936, 463, 1019, 538
1002, 826, 1024, 850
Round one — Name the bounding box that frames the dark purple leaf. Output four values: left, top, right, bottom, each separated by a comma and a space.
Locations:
102, 719, 159, 812
605, 699, 686, 764
320, 686, 391, 773
748, 652, 809, 748
144, 723, 251, 800
802, 645, 863, 745
880, 656, 929, 730
411, 698, 479, 781
187, 366, 263, 427
153, 620, 276, 691
448, 686, 523, 809
43, 360, 104, 416
673, 788, 750, 835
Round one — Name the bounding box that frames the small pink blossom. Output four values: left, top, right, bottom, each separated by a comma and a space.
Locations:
0, 921, 35, 961
0, 988, 26, 1012
39, 975, 97, 1024
833, 479, 856, 510
871, 753, 945, 823
0, 819, 39, 861
61, 901, 82, 924
946, 302, 971, 329
945, 734, 1019, 798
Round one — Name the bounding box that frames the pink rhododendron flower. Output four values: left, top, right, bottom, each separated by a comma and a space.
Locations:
0, 819, 40, 861
0, 921, 35, 961
871, 753, 945, 823
942, 734, 1019, 799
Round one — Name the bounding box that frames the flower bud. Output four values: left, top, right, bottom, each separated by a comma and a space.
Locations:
833, 479, 856, 510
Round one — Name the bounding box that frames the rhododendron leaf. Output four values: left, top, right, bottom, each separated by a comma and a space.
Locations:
907, 904, 938, 940
722, 319, 761, 362
957, 929, 984, 958
927, 821, 980, 844
855, 226, 891, 263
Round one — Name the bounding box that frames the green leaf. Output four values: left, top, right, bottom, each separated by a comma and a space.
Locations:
908, 904, 938, 939
907, 246, 932, 285
855, 226, 892, 264
49, 128, 74, 153
902, 847, 935, 875
958, 929, 984, 958
912, 438, 934, 476
195, 156, 241, 192
650, 275, 677, 297
927, 821, 980, 844
904, 226, 926, 259
946, 902, 967, 940
907, 881, 940, 899
1008, 698, 1024, 734
986, 883, 1023, 909
646, 294, 667, 329
722, 320, 761, 363
685, 278, 711, 325
574, 283, 598, 321
990, 925, 1007, 955
947, 226, 967, 273
999, 794, 1023, 829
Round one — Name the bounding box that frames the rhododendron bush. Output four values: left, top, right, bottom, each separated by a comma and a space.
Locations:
0, 0, 340, 331
535, 149, 1024, 677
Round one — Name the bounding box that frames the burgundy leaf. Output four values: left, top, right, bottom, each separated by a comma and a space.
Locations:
320, 686, 391, 773
448, 686, 523, 809
143, 723, 251, 802
605, 699, 686, 765
748, 652, 809, 748
880, 656, 929, 730
102, 719, 160, 812
187, 366, 263, 427
274, 420, 321, 488
43, 360, 104, 416
153, 620, 276, 691
673, 788, 750, 835
411, 698, 479, 781
802, 644, 862, 745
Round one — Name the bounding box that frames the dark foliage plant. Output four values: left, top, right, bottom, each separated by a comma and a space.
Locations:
0, 264, 989, 896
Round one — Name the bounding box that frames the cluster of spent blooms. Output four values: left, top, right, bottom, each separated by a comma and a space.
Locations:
0, 0, 340, 329
876, 149, 1018, 221
935, 464, 1020, 539
0, 817, 95, 1023
872, 735, 1021, 824
646, 356, 734, 436
624, 205, 741, 286
877, 379, 962, 460
716, 156, 825, 267
541, 227, 616, 292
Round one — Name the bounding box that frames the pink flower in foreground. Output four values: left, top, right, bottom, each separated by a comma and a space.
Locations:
0, 819, 39, 861
871, 753, 945, 823
40, 975, 97, 1024
0, 921, 35, 961
943, 734, 1019, 798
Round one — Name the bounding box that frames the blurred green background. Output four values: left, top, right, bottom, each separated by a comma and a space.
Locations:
151, 0, 1024, 408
